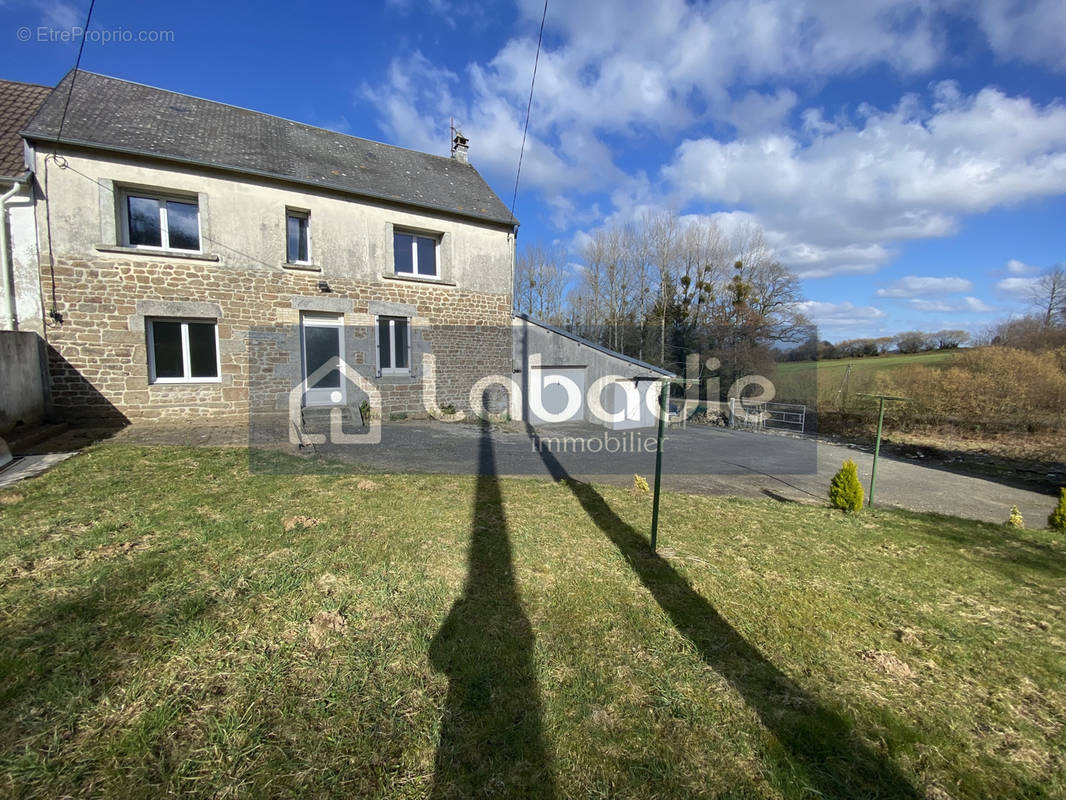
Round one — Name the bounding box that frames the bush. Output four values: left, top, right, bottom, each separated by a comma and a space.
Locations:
1006, 506, 1024, 529
829, 459, 864, 512
875, 346, 1066, 431
1050, 488, 1066, 531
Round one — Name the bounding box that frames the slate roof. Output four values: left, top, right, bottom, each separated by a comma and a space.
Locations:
514, 312, 676, 377
23, 71, 516, 227
0, 79, 51, 180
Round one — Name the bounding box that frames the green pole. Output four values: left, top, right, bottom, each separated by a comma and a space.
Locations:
869, 396, 886, 508
650, 379, 668, 552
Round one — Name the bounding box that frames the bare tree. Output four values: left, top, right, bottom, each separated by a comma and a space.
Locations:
1028, 266, 1066, 329
642, 210, 681, 365
515, 243, 567, 323
576, 227, 634, 351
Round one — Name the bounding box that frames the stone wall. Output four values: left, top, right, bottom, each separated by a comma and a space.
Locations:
42, 254, 512, 424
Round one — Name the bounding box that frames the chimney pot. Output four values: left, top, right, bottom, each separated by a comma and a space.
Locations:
451, 131, 469, 164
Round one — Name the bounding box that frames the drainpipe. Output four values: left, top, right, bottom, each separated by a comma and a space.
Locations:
1, 178, 23, 330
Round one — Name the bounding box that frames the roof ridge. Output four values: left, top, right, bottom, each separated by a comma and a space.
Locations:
67, 70, 468, 168
0, 78, 53, 91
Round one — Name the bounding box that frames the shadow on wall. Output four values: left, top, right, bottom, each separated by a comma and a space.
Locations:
428, 417, 556, 799
528, 425, 921, 800
44, 343, 129, 430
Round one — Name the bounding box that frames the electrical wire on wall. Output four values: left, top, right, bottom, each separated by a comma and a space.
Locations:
42, 0, 97, 325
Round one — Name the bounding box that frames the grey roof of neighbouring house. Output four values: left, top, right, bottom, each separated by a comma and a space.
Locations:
22, 70, 516, 227
0, 79, 52, 180
514, 312, 675, 377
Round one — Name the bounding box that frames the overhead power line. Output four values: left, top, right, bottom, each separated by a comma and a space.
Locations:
55, 0, 97, 147
510, 0, 548, 225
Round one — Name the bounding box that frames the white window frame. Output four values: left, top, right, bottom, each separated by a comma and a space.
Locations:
146, 318, 221, 384
119, 189, 202, 252
286, 208, 312, 264
393, 229, 441, 279
375, 316, 413, 376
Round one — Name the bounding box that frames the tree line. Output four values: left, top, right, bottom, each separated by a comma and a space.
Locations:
782, 329, 972, 361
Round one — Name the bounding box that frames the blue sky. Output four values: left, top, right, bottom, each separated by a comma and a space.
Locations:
2, 0, 1065, 340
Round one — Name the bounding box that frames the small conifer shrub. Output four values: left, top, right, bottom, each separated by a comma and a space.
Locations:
1006, 506, 1024, 529
1049, 488, 1066, 532
829, 459, 864, 512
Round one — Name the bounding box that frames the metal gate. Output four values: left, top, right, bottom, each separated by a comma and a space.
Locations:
728, 399, 806, 433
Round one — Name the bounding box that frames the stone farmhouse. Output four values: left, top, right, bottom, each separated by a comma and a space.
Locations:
1, 71, 668, 433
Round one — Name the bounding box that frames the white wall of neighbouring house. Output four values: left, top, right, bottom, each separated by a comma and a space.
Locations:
8, 184, 44, 334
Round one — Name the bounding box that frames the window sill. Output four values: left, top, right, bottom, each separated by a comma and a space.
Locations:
149, 379, 223, 386
382, 273, 455, 287
282, 262, 322, 272
96, 244, 220, 262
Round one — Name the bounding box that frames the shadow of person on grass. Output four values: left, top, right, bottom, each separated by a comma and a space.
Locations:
529, 428, 919, 799
428, 419, 556, 799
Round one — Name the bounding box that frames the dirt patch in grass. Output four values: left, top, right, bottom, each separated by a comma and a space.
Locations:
858, 649, 915, 679
282, 515, 322, 531
307, 610, 348, 649
0, 492, 24, 505
4, 535, 154, 580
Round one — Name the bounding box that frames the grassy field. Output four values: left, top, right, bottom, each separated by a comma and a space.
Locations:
1, 442, 1065, 798
773, 350, 958, 406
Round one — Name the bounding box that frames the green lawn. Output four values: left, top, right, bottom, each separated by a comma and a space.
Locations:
1, 443, 1064, 798
773, 350, 957, 406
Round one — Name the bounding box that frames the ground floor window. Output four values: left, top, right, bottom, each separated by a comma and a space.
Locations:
147, 318, 220, 383
377, 316, 410, 375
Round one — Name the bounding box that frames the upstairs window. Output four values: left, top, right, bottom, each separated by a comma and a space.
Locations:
393, 230, 439, 277
147, 318, 220, 383
286, 209, 311, 264
376, 316, 410, 376
121, 190, 200, 251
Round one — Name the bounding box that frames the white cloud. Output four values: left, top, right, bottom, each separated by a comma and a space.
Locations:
793, 300, 887, 329
966, 0, 1066, 71
907, 295, 995, 312
41, 1, 80, 29
876, 275, 974, 298
665, 84, 1066, 278
907, 299, 954, 312
962, 296, 995, 312
720, 89, 799, 136
364, 2, 1066, 261
1005, 258, 1041, 275
996, 276, 1040, 296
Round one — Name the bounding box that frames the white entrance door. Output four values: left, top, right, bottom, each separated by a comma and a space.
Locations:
301, 312, 345, 406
